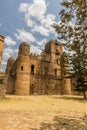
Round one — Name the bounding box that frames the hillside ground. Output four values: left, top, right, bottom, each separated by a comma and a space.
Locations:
0, 95, 87, 130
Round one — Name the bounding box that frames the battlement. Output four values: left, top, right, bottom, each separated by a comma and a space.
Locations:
30, 53, 40, 60
46, 39, 60, 46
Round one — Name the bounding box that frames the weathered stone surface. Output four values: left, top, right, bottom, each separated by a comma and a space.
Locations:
0, 34, 72, 96
0, 84, 6, 97
5, 40, 71, 95
0, 73, 7, 97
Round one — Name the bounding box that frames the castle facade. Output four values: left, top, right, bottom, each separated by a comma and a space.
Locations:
5, 40, 71, 95
0, 34, 71, 95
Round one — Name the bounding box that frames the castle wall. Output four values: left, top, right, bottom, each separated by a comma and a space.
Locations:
29, 50, 64, 95
0, 72, 7, 97
5, 40, 72, 95
6, 76, 15, 94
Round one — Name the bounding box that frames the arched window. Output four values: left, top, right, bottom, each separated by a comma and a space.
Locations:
31, 65, 35, 75
21, 66, 23, 71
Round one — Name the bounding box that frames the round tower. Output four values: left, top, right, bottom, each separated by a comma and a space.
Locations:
15, 42, 30, 95
5, 57, 15, 94
5, 57, 15, 74
0, 35, 4, 70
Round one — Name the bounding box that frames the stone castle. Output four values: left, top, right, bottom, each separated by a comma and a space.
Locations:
0, 35, 71, 96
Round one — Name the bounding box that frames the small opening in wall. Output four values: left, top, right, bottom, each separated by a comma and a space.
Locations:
21, 66, 23, 71
31, 65, 34, 75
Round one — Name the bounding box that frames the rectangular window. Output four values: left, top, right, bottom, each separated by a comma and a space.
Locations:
21, 66, 23, 71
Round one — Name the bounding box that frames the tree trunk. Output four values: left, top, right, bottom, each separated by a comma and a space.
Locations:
83, 91, 86, 99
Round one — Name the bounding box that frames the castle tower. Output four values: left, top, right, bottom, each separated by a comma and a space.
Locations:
5, 57, 16, 94
15, 42, 30, 95
0, 35, 4, 70
5, 57, 15, 74
45, 40, 62, 77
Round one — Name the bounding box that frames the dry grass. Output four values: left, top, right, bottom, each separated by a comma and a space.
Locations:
0, 95, 87, 130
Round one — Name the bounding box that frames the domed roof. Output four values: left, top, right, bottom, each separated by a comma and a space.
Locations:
19, 42, 30, 48
18, 42, 30, 56
8, 57, 15, 61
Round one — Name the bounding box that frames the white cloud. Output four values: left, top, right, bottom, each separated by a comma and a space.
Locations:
36, 38, 47, 50
14, 49, 18, 53
30, 39, 47, 54
15, 29, 35, 42
19, 3, 29, 12
2, 61, 7, 65
25, 15, 35, 27
36, 38, 46, 46
2, 47, 18, 70
41, 14, 56, 28
19, 0, 56, 36
32, 25, 49, 36
3, 48, 14, 60
30, 45, 42, 54
5, 36, 16, 46
19, 0, 46, 22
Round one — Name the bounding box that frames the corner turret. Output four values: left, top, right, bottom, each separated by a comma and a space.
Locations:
15, 42, 30, 95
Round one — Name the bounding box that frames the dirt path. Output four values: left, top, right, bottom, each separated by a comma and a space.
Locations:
0, 95, 87, 130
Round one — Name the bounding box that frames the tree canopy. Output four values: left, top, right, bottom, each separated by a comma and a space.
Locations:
53, 0, 87, 98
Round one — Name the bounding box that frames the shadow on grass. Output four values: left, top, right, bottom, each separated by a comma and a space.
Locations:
30, 115, 87, 130
52, 95, 87, 103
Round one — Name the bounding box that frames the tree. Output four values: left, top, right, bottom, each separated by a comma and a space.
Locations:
52, 0, 87, 99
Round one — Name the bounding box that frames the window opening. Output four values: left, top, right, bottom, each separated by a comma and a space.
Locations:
21, 66, 23, 71
31, 65, 34, 75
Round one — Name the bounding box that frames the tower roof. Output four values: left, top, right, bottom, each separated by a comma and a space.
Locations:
19, 42, 30, 48
8, 57, 15, 61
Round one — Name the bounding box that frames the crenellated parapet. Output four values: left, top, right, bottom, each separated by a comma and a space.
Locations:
30, 53, 40, 60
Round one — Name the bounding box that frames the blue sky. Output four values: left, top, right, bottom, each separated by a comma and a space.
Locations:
0, 0, 62, 71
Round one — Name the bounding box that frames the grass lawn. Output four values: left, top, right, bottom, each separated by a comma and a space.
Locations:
0, 95, 87, 130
